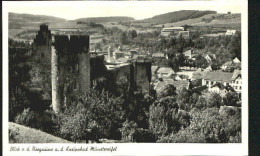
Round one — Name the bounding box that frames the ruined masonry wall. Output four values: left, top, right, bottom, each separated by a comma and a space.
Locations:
134, 62, 152, 94
51, 46, 60, 113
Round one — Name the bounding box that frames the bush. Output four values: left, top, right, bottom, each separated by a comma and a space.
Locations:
206, 93, 223, 108
133, 128, 156, 142
119, 120, 138, 142
15, 108, 36, 127
9, 127, 20, 143
223, 92, 239, 106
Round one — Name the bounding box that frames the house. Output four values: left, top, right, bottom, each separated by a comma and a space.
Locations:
202, 71, 233, 88
154, 81, 169, 93
129, 50, 138, 58
116, 57, 130, 63
152, 52, 167, 58
225, 29, 237, 36
209, 83, 235, 97
230, 70, 242, 97
161, 27, 185, 37
183, 50, 193, 59
233, 57, 241, 63
221, 58, 241, 70
151, 66, 159, 75
221, 61, 232, 70
173, 74, 189, 81
172, 80, 190, 90
113, 49, 125, 59
204, 54, 216, 63
156, 67, 175, 78
204, 65, 212, 71
163, 78, 175, 84
133, 54, 147, 60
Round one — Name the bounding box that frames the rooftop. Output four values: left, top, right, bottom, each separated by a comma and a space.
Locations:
162, 27, 184, 31
231, 70, 241, 80
152, 53, 165, 57
172, 80, 190, 89
203, 71, 233, 82
151, 66, 159, 74
157, 67, 174, 74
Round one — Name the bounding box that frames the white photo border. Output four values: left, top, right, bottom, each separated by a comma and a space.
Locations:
2, 1, 248, 156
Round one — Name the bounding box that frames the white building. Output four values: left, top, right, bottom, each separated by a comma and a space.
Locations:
161, 27, 185, 37
225, 29, 237, 36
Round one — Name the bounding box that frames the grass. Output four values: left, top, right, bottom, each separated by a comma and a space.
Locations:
9, 122, 71, 143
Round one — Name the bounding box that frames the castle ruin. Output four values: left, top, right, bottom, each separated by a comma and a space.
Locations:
33, 24, 151, 113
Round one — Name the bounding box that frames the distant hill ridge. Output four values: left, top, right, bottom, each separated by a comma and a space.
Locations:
9, 12, 66, 23
139, 10, 217, 24
74, 16, 135, 23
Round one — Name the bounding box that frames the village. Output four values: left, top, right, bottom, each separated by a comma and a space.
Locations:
88, 26, 242, 102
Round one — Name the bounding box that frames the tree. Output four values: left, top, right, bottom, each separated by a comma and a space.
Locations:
157, 84, 176, 99
158, 107, 241, 143
168, 57, 180, 72
195, 96, 207, 110
176, 88, 191, 111
166, 37, 177, 48
149, 96, 180, 138
126, 90, 154, 129
9, 39, 32, 121
129, 30, 137, 40
194, 54, 208, 68
206, 93, 223, 108
158, 37, 167, 50
120, 32, 128, 44
178, 53, 186, 66
223, 92, 239, 106
228, 33, 241, 60
59, 89, 125, 142
119, 120, 138, 142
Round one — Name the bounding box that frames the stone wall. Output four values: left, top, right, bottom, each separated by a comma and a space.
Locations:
133, 61, 152, 94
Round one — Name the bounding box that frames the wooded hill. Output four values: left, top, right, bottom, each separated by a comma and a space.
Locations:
139, 10, 217, 24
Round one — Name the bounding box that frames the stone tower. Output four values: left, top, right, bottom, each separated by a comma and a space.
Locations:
51, 35, 90, 113
33, 24, 52, 63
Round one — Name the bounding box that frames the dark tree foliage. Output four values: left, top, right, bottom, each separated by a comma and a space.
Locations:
176, 88, 192, 111
149, 96, 179, 138
9, 39, 32, 121
129, 30, 138, 40
206, 92, 223, 108
158, 107, 241, 143
125, 90, 155, 129
120, 32, 128, 44
58, 89, 125, 142
228, 33, 241, 60
223, 92, 239, 106
168, 57, 180, 72
157, 84, 176, 99
194, 54, 209, 68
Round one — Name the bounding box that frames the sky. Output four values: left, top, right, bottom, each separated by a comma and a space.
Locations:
5, 1, 242, 20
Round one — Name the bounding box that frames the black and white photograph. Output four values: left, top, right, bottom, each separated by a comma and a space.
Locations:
2, 0, 248, 155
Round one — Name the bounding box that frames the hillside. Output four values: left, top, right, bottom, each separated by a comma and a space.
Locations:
9, 12, 66, 29
140, 10, 217, 24
9, 122, 71, 143
74, 16, 135, 23
154, 13, 241, 30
